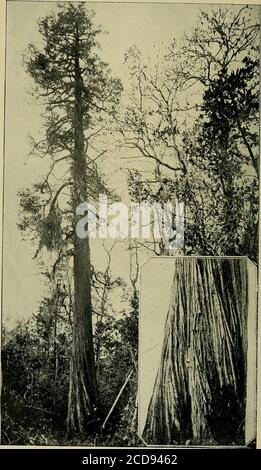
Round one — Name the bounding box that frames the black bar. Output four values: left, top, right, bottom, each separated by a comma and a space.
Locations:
0, 448, 260, 467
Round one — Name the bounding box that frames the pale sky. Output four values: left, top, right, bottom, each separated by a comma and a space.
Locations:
3, 1, 258, 328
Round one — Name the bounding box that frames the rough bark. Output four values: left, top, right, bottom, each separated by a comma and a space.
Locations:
142, 257, 247, 445
66, 23, 97, 435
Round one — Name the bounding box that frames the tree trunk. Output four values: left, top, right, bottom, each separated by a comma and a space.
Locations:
67, 23, 97, 435
142, 257, 247, 445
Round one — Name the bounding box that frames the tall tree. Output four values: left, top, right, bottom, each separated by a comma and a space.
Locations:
19, 3, 121, 435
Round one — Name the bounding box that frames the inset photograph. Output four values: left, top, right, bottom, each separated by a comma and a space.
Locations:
139, 257, 257, 447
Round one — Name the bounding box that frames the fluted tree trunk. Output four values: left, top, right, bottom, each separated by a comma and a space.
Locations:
143, 257, 247, 445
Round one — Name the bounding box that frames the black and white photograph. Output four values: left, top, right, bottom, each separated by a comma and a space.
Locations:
0, 1, 260, 449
